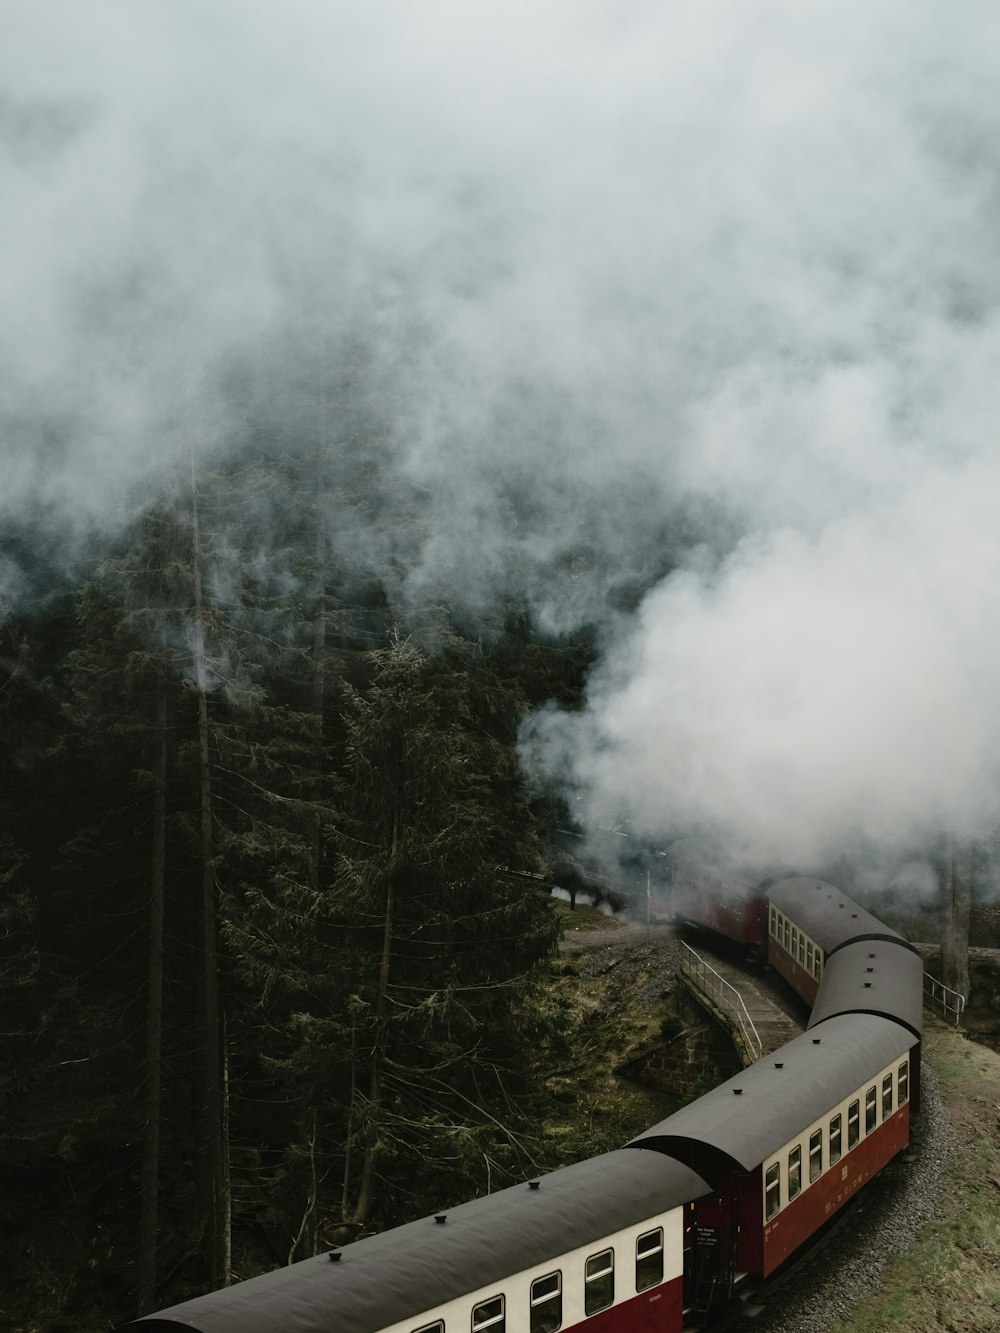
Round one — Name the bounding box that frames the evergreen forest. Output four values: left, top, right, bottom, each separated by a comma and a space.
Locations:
0, 443, 600, 1331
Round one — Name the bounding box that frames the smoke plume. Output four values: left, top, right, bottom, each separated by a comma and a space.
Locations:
5, 1, 1000, 865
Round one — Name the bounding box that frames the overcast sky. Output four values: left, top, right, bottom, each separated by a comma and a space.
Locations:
5, 1, 1000, 872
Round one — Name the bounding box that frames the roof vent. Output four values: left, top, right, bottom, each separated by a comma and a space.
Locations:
866, 967, 874, 973
812, 1037, 821, 1044
733, 1088, 743, 1095
528, 1180, 540, 1191
864, 982, 872, 989
774, 1061, 784, 1069
869, 953, 876, 959
851, 913, 858, 918
329, 1250, 341, 1262
435, 1214, 447, 1224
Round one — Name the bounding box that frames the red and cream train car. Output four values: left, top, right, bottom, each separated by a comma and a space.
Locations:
670, 842, 767, 952
629, 1014, 915, 1303
122, 1151, 709, 1333
765, 877, 916, 1010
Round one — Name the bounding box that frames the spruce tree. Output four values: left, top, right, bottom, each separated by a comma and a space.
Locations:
333, 632, 558, 1228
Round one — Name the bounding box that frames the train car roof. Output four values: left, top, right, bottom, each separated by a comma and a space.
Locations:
765, 877, 916, 956
628, 1013, 914, 1177
120, 1150, 709, 1333
808, 939, 923, 1039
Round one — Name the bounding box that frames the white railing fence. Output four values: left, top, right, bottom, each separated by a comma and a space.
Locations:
680, 941, 763, 1062
923, 972, 966, 1026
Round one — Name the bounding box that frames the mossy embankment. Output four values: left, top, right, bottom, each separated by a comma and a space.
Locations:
538, 905, 716, 1161
831, 1019, 1000, 1333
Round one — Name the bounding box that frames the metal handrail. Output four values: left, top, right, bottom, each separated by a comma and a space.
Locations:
923, 972, 966, 1026
680, 941, 763, 1062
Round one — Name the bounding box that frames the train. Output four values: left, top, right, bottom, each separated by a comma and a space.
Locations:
122, 851, 923, 1333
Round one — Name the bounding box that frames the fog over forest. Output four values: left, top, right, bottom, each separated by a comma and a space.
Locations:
6, 0, 1000, 875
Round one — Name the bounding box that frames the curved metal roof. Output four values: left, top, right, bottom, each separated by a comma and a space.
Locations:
628, 1013, 914, 1177
808, 939, 923, 1038
120, 1151, 709, 1333
765, 878, 916, 957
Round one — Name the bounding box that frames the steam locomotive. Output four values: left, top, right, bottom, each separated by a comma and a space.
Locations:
123, 858, 922, 1333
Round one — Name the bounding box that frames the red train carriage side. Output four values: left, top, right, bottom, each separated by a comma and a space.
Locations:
629, 1015, 916, 1306
764, 877, 917, 1008
670, 840, 768, 952
120, 1150, 709, 1333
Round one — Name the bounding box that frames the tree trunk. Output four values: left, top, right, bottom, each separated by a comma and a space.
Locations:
295, 485, 327, 1258
190, 447, 227, 1287
348, 812, 398, 1229
939, 838, 971, 1003
138, 688, 167, 1312
307, 1107, 319, 1255
288, 1108, 320, 1263
310, 499, 326, 895
221, 1015, 232, 1283
341, 1019, 357, 1225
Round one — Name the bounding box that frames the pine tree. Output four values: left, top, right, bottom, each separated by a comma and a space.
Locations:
65, 500, 198, 1306
332, 632, 558, 1229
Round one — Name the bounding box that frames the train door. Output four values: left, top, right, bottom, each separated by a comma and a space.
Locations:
684, 1180, 739, 1313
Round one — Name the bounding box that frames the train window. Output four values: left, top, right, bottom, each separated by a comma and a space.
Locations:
848, 1100, 860, 1149
865, 1086, 877, 1134
529, 1273, 561, 1333
734, 895, 744, 917
806, 942, 814, 973
829, 1113, 842, 1165
765, 1162, 780, 1220
898, 1061, 909, 1105
787, 1145, 802, 1201
798, 934, 805, 965
585, 1249, 614, 1315
882, 1073, 893, 1120
635, 1228, 663, 1292
783, 920, 790, 951
809, 1129, 822, 1182
814, 952, 823, 981
770, 906, 778, 935
472, 1296, 505, 1333
790, 927, 798, 957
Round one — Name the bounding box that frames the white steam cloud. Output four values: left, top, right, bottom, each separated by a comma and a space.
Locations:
530, 459, 1000, 865
5, 1, 1000, 864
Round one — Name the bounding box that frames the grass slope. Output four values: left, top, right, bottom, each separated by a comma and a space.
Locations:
833, 1019, 1000, 1333
539, 909, 689, 1158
